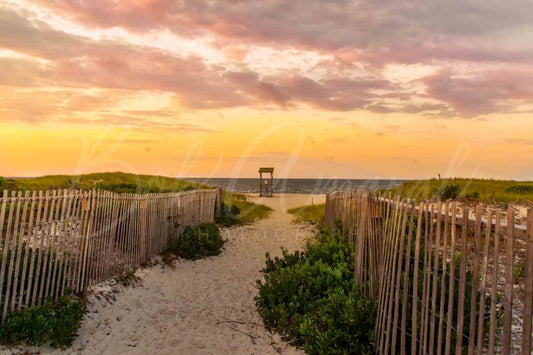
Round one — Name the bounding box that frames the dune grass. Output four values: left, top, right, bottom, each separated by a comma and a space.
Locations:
288, 203, 326, 225
384, 178, 533, 203
0, 172, 209, 194
222, 191, 273, 223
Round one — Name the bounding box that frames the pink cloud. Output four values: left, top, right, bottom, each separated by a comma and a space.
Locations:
422, 67, 533, 117
34, 0, 533, 65
0, 3, 532, 119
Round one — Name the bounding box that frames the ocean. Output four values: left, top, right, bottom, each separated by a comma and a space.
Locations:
185, 178, 409, 194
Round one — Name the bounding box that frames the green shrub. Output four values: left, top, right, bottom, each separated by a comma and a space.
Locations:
176, 223, 224, 260
435, 184, 461, 200
215, 203, 240, 227
464, 190, 480, 200
0, 294, 86, 348
299, 287, 376, 354
115, 267, 141, 287
256, 226, 376, 354
505, 185, 533, 194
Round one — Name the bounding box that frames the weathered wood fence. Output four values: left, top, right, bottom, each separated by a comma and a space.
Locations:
325, 190, 533, 354
0, 188, 221, 323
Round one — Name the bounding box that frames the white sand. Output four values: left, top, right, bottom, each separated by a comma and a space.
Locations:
2, 194, 322, 355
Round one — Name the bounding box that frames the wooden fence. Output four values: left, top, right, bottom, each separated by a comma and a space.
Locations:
0, 188, 220, 323
324, 190, 533, 354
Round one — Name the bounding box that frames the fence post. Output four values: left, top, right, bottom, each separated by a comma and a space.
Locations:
503, 208, 515, 352
216, 188, 222, 213
522, 209, 533, 354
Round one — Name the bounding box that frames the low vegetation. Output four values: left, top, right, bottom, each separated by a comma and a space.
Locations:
166, 222, 225, 260
218, 191, 273, 225
256, 223, 377, 354
0, 172, 208, 195
215, 202, 242, 227
115, 267, 141, 287
0, 294, 86, 348
385, 178, 533, 203
287, 203, 325, 225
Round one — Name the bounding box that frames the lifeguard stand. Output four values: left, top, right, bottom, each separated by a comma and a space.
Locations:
258, 167, 274, 197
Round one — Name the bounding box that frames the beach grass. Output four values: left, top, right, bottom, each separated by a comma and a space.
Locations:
287, 203, 326, 224
384, 178, 533, 203
222, 191, 273, 223
0, 172, 208, 194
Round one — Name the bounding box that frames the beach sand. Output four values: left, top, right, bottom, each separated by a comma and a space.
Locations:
2, 194, 323, 355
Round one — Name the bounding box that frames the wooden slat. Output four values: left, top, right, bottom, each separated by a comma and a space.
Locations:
104, 190, 117, 281
502, 208, 514, 352
135, 194, 142, 265
126, 194, 134, 268
95, 190, 110, 284
124, 194, 133, 268
87, 190, 101, 286
436, 202, 450, 355
57, 190, 76, 298
2, 191, 22, 320
376, 196, 394, 352
444, 202, 457, 355
421, 203, 433, 355
125, 194, 134, 268
522, 208, 533, 354
391, 199, 410, 355
39, 190, 58, 303
455, 206, 469, 354
79, 189, 96, 290
63, 191, 80, 294
429, 202, 443, 355
104, 191, 118, 278
10, 191, 31, 311
19, 191, 37, 309
488, 211, 501, 354
378, 197, 401, 353
96, 191, 110, 282
0, 190, 8, 322
401, 200, 416, 354
70, 190, 85, 292
115, 194, 126, 273
32, 190, 50, 305
468, 204, 482, 355
50, 190, 69, 300
476, 208, 492, 354
411, 202, 424, 355
44, 190, 62, 299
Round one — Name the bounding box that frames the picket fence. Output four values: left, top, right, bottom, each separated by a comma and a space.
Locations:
0, 188, 221, 323
324, 190, 532, 355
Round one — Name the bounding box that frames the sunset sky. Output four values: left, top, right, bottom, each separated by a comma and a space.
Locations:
0, 0, 532, 179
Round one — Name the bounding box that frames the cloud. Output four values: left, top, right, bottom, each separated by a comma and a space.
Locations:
0, 2, 531, 120
422, 67, 533, 117
34, 0, 533, 64
501, 138, 533, 146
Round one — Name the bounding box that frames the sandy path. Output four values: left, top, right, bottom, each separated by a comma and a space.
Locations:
0, 194, 323, 355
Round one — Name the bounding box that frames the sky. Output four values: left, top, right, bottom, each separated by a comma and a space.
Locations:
0, 0, 532, 179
